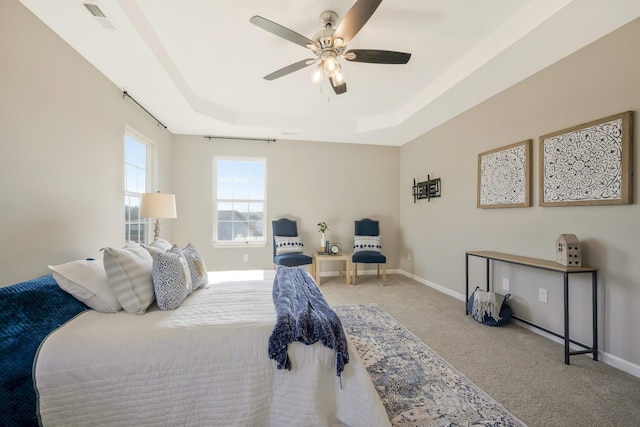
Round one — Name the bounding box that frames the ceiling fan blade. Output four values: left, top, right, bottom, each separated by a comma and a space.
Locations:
333, 0, 383, 45
264, 58, 315, 80
330, 77, 347, 95
250, 15, 318, 49
344, 49, 411, 64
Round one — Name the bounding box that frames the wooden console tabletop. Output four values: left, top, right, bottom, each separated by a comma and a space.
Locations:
465, 251, 598, 365
466, 251, 598, 273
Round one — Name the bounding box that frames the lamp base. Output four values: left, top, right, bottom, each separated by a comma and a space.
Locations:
153, 218, 161, 241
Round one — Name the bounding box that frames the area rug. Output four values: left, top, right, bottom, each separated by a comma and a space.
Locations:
334, 304, 526, 427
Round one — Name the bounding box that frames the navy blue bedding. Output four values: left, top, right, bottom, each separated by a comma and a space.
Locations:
268, 266, 349, 376
0, 275, 88, 427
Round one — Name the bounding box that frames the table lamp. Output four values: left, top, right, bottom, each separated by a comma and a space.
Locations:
140, 191, 177, 241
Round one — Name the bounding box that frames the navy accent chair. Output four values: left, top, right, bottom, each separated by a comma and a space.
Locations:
352, 218, 386, 285
272, 218, 313, 268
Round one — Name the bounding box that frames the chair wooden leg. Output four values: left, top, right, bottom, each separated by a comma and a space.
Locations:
377, 264, 380, 277
382, 264, 386, 285
353, 263, 358, 285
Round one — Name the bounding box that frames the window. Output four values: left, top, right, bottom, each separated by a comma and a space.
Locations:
124, 130, 152, 243
214, 157, 266, 246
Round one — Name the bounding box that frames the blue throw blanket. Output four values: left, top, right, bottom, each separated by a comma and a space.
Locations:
0, 275, 88, 427
268, 266, 349, 377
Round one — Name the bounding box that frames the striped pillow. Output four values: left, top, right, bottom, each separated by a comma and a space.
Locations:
102, 242, 154, 315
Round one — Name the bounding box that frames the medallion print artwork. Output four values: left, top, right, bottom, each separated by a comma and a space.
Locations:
542, 118, 622, 203
480, 145, 527, 206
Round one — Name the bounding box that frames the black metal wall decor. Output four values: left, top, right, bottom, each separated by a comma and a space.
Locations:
412, 175, 441, 203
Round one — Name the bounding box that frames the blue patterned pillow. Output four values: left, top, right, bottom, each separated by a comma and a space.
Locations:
274, 236, 304, 255
152, 251, 191, 310
353, 235, 382, 253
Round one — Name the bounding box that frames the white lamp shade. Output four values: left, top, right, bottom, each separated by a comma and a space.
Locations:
140, 193, 177, 219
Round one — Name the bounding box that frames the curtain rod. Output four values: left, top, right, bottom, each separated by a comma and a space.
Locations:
204, 136, 276, 143
123, 91, 167, 129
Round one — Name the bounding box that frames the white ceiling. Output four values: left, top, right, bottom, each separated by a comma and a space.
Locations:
19, 0, 640, 146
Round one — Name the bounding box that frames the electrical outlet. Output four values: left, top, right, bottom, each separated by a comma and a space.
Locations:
538, 288, 548, 304
502, 278, 510, 291
243, 254, 249, 262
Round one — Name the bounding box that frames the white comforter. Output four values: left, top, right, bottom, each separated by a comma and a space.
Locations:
35, 270, 390, 427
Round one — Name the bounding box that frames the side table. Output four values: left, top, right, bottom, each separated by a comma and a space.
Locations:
312, 253, 352, 285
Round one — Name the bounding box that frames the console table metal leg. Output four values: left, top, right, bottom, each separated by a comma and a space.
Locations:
593, 272, 598, 361
564, 272, 570, 365
485, 259, 490, 292
465, 254, 469, 314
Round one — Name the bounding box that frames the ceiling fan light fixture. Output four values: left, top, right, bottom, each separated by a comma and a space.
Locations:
323, 54, 339, 77
334, 67, 345, 85
312, 63, 324, 83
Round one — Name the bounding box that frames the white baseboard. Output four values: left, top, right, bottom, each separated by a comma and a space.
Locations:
599, 351, 640, 378
318, 268, 403, 278
511, 319, 640, 377
400, 270, 466, 301
398, 269, 640, 379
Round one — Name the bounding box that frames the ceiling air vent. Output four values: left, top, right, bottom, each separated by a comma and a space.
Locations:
83, 2, 115, 30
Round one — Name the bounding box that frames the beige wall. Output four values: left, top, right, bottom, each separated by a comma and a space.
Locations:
170, 136, 399, 272
399, 18, 640, 369
0, 0, 173, 286
2, 0, 639, 374
1, 0, 398, 281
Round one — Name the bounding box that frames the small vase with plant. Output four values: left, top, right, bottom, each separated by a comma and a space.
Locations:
317, 221, 329, 251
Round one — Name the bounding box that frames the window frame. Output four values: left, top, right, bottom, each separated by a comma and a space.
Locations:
124, 126, 156, 244
213, 156, 267, 248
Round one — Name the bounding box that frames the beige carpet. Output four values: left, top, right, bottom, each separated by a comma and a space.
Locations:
319, 273, 640, 427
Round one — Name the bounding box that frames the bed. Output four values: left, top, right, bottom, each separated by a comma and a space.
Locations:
26, 268, 389, 426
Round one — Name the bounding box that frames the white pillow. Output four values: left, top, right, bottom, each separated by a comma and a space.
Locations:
49, 259, 122, 313
142, 239, 173, 257
102, 242, 154, 315
274, 236, 304, 255
353, 235, 382, 253
152, 251, 191, 311
150, 238, 172, 251
169, 243, 208, 292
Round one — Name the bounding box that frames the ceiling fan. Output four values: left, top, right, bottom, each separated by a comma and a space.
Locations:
250, 0, 411, 95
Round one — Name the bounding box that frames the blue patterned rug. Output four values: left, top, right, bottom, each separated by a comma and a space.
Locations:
334, 304, 526, 427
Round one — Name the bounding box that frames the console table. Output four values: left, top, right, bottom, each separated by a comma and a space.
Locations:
465, 251, 598, 365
